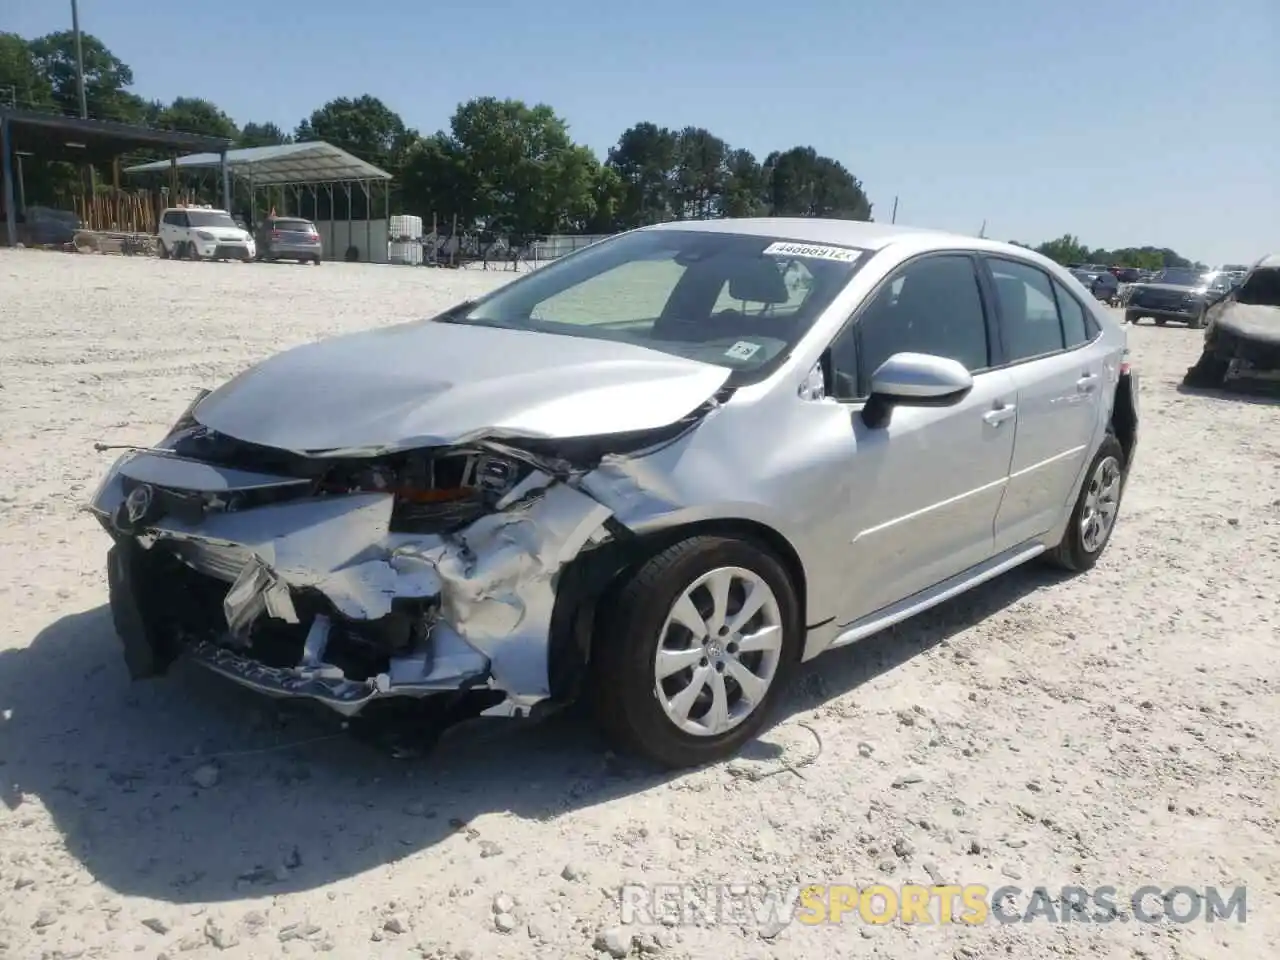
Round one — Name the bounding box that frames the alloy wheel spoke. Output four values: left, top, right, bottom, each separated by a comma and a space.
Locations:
704, 670, 731, 733
705, 569, 733, 634
656, 645, 705, 680
736, 624, 782, 655
668, 592, 709, 638
724, 658, 768, 706
667, 665, 711, 724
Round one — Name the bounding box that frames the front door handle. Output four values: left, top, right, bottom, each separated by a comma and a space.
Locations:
1076, 372, 1099, 393
983, 403, 1016, 426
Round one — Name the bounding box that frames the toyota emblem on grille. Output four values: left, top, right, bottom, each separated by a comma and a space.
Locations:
125, 484, 155, 525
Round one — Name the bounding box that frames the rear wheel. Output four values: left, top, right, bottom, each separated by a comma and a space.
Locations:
1046, 434, 1126, 573
1154, 317, 1167, 326
1188, 306, 1207, 329
1125, 311, 1141, 325
157, 239, 171, 260
591, 536, 801, 769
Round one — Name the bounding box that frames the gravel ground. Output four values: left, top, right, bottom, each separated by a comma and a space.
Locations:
0, 249, 1277, 960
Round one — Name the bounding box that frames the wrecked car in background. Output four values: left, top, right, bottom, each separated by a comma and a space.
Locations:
1184, 253, 1280, 389
89, 219, 1138, 769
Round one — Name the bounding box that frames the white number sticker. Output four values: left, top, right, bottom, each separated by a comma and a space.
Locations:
725, 340, 762, 361
762, 241, 862, 263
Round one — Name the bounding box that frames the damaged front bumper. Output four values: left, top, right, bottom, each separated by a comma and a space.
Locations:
90, 447, 615, 718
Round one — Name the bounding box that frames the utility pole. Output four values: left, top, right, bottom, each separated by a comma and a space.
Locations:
71, 0, 88, 118
890, 196, 898, 224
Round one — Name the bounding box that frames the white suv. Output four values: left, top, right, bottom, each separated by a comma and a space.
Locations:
158, 206, 256, 262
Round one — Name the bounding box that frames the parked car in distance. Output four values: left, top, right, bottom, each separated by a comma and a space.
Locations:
1124, 267, 1218, 327
88, 219, 1139, 769
157, 206, 256, 262
1111, 267, 1142, 284
1184, 253, 1280, 389
256, 216, 323, 264
13, 205, 81, 246
1071, 266, 1120, 303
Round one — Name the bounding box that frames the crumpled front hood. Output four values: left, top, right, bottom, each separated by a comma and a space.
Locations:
192, 319, 733, 454
1215, 302, 1280, 342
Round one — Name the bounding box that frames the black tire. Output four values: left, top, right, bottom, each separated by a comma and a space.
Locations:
1154, 317, 1167, 326
1188, 307, 1206, 329
1124, 311, 1140, 325
157, 240, 170, 260
1046, 433, 1126, 573
313, 256, 322, 265
185, 240, 201, 261
590, 535, 802, 769
1182, 352, 1229, 389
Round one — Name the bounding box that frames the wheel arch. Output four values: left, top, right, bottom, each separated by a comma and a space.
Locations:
546, 517, 809, 703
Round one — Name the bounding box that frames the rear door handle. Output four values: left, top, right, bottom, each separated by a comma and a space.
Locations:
983, 403, 1017, 426
1077, 372, 1099, 392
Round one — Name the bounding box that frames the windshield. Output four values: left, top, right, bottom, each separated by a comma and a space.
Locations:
187, 211, 238, 229
456, 229, 870, 381
1153, 268, 1202, 287
1236, 268, 1280, 307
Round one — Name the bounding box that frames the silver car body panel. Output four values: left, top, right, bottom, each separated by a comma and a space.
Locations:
88, 218, 1129, 716
191, 320, 733, 454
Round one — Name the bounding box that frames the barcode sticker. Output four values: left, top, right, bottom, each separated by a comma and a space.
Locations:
762, 241, 862, 263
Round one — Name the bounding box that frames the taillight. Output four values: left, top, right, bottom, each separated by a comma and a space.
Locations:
271, 230, 281, 240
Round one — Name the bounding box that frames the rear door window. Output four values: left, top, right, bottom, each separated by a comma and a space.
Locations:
274, 219, 314, 232
986, 258, 1066, 361
1052, 279, 1093, 348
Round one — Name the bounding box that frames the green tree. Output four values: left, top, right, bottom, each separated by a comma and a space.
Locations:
1034, 234, 1091, 265
27, 31, 144, 121
400, 132, 479, 228
295, 95, 417, 174
155, 97, 238, 140
672, 126, 728, 219
238, 122, 291, 148
762, 146, 872, 219
606, 122, 680, 226
721, 148, 766, 218
434, 96, 601, 236
0, 32, 54, 109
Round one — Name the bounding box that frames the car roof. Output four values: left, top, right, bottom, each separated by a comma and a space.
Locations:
1254, 253, 1280, 269
638, 217, 1063, 265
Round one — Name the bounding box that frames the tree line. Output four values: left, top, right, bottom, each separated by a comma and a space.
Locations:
2, 29, 1198, 265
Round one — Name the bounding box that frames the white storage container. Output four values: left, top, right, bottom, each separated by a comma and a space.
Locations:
389, 214, 423, 241
388, 240, 423, 265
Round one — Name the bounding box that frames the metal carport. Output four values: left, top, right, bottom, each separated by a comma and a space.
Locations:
0, 106, 232, 246
124, 141, 393, 262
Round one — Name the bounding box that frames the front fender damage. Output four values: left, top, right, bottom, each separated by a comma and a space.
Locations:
90, 447, 634, 720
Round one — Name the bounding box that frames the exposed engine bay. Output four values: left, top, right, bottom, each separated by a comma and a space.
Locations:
89, 391, 722, 738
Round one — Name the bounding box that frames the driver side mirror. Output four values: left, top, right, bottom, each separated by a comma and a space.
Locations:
861, 352, 974, 428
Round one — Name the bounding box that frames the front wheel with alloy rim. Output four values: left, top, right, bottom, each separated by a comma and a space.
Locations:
1046, 434, 1126, 572
591, 536, 801, 769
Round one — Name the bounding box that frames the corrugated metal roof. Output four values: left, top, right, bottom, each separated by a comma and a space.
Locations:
123, 141, 392, 185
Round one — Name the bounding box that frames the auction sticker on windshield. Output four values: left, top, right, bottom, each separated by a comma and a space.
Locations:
725, 341, 763, 361
763, 241, 863, 263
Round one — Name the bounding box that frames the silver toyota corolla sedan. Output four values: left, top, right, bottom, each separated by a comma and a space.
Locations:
88, 218, 1139, 768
